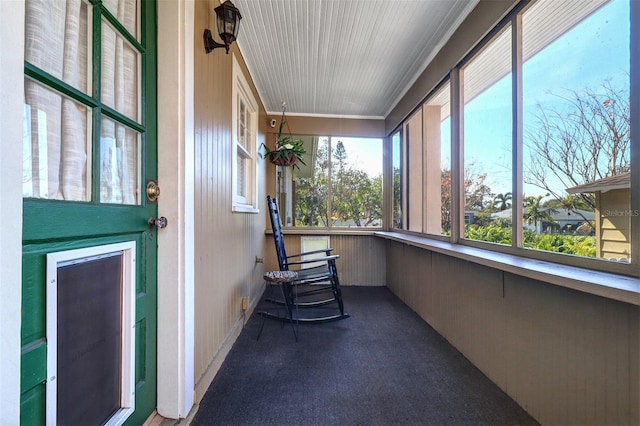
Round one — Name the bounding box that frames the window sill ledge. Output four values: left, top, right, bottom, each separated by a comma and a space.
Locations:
265, 228, 379, 236
375, 231, 640, 306
232, 205, 259, 214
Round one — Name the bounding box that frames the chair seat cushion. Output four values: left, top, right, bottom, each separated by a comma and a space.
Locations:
264, 270, 298, 283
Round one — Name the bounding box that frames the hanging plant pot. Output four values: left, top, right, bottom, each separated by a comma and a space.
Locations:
268, 151, 299, 167
259, 104, 307, 170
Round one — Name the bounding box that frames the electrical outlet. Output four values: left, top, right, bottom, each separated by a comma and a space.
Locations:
241, 297, 249, 310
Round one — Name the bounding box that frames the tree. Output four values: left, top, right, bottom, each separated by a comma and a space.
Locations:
524, 194, 557, 231
441, 165, 491, 232
294, 140, 329, 226
463, 164, 492, 211
392, 166, 402, 228
332, 168, 382, 227
333, 140, 348, 171
543, 194, 590, 212
493, 192, 512, 211
295, 139, 382, 227
525, 80, 630, 212
441, 169, 451, 232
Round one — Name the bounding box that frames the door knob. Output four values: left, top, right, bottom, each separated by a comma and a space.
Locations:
146, 180, 160, 203
148, 216, 168, 229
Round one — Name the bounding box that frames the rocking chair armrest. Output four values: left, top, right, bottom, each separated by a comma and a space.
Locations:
285, 248, 334, 259
285, 254, 340, 266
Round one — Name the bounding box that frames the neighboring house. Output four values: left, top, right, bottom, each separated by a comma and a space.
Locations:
567, 172, 631, 262
464, 211, 476, 225
491, 207, 595, 234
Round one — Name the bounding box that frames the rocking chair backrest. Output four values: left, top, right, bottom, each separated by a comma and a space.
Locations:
267, 195, 288, 270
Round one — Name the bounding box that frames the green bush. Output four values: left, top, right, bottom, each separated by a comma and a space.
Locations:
465, 223, 512, 244
523, 232, 596, 257
465, 225, 596, 257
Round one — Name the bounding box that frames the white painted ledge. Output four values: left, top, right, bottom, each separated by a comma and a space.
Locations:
375, 231, 640, 306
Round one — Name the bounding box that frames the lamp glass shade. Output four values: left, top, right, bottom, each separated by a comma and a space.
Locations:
215, 0, 242, 43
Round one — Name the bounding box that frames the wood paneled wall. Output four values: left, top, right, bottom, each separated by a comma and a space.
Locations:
264, 234, 386, 286
385, 240, 639, 425
193, 0, 268, 399
599, 189, 631, 261
193, 0, 390, 399
264, 114, 386, 138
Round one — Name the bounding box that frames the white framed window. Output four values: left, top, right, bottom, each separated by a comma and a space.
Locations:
301, 236, 330, 268
397, 81, 452, 236
393, 0, 636, 275
231, 54, 259, 213
279, 136, 383, 228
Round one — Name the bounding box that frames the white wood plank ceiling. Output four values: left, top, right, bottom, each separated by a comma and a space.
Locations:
232, 0, 479, 118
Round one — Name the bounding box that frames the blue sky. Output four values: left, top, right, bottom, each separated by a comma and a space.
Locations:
463, 0, 630, 198
334, 137, 383, 177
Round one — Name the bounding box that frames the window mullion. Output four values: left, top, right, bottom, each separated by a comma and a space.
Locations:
450, 67, 463, 243
92, 3, 102, 204
383, 135, 392, 230
402, 124, 409, 229
24, 64, 98, 109
512, 12, 523, 248
237, 144, 251, 158
630, 0, 639, 271
101, 7, 145, 54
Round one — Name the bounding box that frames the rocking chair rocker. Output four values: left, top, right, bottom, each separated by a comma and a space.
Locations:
264, 195, 349, 323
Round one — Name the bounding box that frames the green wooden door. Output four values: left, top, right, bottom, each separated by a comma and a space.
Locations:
20, 0, 157, 424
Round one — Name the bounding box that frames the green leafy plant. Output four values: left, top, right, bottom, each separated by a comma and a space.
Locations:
260, 114, 306, 169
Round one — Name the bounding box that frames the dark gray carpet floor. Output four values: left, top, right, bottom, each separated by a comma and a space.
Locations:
192, 286, 538, 426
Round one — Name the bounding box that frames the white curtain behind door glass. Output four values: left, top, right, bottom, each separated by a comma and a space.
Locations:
24, 0, 89, 200
103, 0, 137, 38
100, 117, 139, 205
101, 0, 140, 204
24, 0, 140, 204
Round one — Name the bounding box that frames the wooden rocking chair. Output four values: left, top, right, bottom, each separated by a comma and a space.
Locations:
264, 195, 349, 323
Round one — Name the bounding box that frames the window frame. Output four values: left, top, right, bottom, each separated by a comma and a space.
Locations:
231, 54, 259, 213
23, 0, 145, 205
281, 135, 384, 229
392, 0, 638, 277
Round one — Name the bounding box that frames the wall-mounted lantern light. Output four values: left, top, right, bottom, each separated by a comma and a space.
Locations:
203, 0, 242, 54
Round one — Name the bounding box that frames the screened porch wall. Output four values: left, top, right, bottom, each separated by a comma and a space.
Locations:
385, 240, 639, 426
192, 0, 269, 401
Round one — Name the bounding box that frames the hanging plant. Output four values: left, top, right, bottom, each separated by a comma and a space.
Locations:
260, 105, 307, 169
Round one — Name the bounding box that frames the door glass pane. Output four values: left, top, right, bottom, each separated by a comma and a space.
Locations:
100, 116, 140, 205
463, 25, 513, 245
24, 79, 91, 201
102, 0, 139, 39
522, 0, 630, 261
24, 0, 91, 94
102, 20, 140, 122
